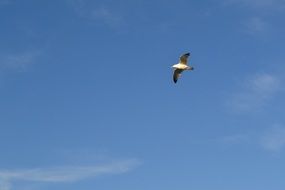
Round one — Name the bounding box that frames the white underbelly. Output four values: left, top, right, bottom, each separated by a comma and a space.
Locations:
173, 64, 188, 69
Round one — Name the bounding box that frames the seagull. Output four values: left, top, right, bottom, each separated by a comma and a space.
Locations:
172, 52, 194, 83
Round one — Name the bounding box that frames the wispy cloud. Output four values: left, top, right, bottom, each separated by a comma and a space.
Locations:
0, 180, 10, 190
225, 0, 285, 9
260, 125, 285, 152
227, 73, 281, 113
0, 51, 41, 72
0, 0, 12, 5
219, 134, 250, 145
90, 7, 124, 27
222, 0, 284, 36
0, 159, 140, 190
243, 17, 268, 35
218, 124, 285, 152
69, 0, 125, 28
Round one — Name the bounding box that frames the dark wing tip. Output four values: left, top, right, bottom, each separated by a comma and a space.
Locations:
173, 69, 181, 83
173, 74, 177, 83
184, 52, 190, 57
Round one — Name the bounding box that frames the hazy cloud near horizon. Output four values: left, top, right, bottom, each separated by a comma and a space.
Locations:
0, 159, 141, 190
227, 73, 281, 113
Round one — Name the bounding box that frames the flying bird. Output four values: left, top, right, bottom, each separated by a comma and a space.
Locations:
172, 52, 194, 83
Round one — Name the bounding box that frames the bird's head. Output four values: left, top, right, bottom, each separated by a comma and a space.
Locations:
187, 66, 194, 70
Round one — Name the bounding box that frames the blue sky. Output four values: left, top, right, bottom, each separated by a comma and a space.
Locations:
1, 0, 285, 189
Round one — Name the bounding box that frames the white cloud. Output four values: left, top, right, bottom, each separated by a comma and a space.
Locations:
218, 124, 285, 152
260, 125, 285, 152
225, 0, 285, 9
69, 0, 124, 28
0, 159, 140, 190
0, 51, 40, 72
220, 134, 250, 144
243, 17, 268, 35
0, 180, 10, 190
228, 73, 281, 113
0, 0, 11, 5
89, 7, 124, 28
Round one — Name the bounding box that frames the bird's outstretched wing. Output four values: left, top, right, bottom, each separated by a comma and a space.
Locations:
173, 69, 183, 83
179, 53, 190, 65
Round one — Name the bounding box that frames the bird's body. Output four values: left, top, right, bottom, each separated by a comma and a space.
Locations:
172, 63, 191, 70
172, 52, 194, 83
